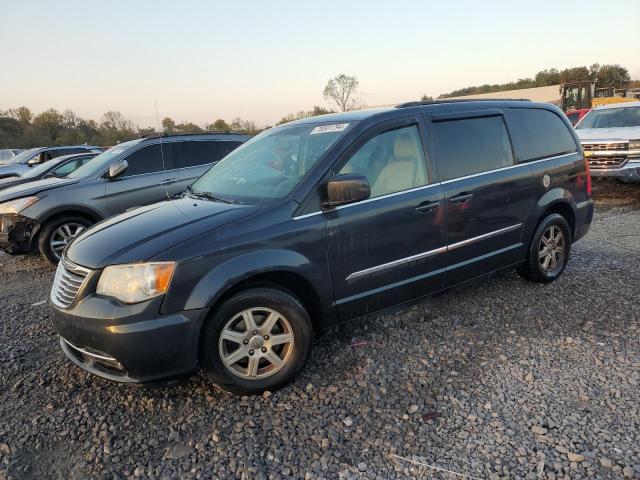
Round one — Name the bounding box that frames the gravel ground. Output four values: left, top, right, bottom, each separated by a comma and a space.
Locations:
1, 186, 639, 480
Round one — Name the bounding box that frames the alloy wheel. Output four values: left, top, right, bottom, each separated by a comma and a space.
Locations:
50, 223, 86, 260
538, 225, 565, 275
218, 307, 294, 380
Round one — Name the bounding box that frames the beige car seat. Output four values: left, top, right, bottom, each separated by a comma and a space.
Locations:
372, 134, 426, 197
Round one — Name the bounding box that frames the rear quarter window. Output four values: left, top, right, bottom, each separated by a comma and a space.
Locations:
506, 108, 577, 162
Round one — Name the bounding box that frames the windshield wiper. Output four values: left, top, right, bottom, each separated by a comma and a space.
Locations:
186, 186, 239, 204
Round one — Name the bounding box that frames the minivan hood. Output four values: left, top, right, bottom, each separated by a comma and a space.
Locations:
66, 197, 258, 269
576, 126, 640, 141
0, 177, 79, 203
0, 177, 78, 203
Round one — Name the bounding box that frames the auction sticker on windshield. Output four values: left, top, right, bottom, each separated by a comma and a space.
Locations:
310, 123, 349, 135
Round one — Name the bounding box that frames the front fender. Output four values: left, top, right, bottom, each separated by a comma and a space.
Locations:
174, 248, 333, 319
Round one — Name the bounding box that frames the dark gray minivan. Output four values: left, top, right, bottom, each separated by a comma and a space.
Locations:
50, 100, 593, 394
0, 133, 248, 263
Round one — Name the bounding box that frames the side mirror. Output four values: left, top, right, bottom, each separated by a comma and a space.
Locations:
27, 155, 42, 166
324, 173, 370, 208
108, 160, 128, 179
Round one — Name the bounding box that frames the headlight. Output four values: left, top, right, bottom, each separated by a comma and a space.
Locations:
96, 262, 175, 304
629, 139, 640, 150
0, 196, 40, 214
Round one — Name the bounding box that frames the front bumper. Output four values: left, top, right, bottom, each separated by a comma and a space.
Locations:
0, 213, 39, 254
50, 294, 209, 383
590, 160, 640, 182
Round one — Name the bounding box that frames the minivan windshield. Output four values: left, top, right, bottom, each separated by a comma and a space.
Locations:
0, 148, 39, 165
67, 139, 142, 179
577, 106, 640, 129
190, 122, 352, 203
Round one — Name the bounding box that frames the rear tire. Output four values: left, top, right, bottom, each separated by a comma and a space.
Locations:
200, 287, 313, 394
38, 216, 92, 265
517, 213, 571, 283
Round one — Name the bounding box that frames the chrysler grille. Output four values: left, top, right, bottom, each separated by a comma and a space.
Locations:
51, 257, 90, 308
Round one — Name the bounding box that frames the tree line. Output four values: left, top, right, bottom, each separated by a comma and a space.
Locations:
0, 74, 353, 149
0, 107, 271, 149
2, 66, 636, 149
436, 63, 632, 98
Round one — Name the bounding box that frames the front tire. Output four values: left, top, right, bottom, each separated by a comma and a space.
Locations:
38, 216, 92, 265
517, 213, 571, 283
200, 287, 313, 394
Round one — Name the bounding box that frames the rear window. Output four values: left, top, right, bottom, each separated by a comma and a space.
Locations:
507, 108, 577, 162
432, 115, 514, 181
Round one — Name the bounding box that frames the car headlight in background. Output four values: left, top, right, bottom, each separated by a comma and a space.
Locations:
0, 196, 40, 214
629, 139, 640, 158
96, 262, 175, 304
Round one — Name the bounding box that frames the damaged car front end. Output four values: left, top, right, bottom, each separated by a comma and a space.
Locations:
0, 196, 42, 254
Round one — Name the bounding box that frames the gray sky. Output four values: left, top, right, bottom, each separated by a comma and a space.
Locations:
1, 0, 639, 127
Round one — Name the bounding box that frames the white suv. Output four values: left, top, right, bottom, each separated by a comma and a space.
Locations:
575, 101, 640, 182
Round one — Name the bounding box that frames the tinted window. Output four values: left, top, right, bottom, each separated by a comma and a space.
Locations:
52, 159, 81, 177
122, 144, 167, 177
178, 140, 242, 168
433, 116, 513, 181
67, 139, 143, 179
78, 156, 93, 167
66, 147, 86, 155
507, 109, 577, 161
339, 125, 428, 198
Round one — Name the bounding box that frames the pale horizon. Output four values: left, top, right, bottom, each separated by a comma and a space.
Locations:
1, 0, 639, 128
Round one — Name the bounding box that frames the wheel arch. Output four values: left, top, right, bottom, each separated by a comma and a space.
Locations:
39, 205, 102, 226
524, 188, 577, 245
205, 270, 326, 334
30, 206, 102, 249
179, 249, 336, 334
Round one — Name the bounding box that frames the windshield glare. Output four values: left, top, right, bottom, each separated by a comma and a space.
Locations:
577, 106, 640, 129
67, 140, 142, 179
191, 122, 352, 203
0, 148, 39, 165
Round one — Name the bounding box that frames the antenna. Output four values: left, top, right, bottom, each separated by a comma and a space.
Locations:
154, 99, 170, 200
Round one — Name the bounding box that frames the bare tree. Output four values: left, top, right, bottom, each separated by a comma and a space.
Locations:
101, 111, 134, 133
323, 74, 360, 111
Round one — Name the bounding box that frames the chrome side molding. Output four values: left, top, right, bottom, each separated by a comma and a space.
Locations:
345, 223, 522, 280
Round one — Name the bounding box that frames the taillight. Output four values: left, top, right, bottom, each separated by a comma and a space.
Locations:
584, 156, 592, 195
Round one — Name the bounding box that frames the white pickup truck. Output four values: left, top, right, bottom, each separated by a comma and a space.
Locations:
575, 101, 640, 182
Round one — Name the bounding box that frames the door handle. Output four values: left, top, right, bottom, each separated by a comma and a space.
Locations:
449, 192, 473, 204
160, 178, 178, 185
415, 200, 440, 214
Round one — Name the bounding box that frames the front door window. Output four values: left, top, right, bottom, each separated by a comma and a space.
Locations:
339, 125, 428, 197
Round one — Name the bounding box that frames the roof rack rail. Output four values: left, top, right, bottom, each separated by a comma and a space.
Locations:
396, 98, 531, 108
140, 130, 248, 139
